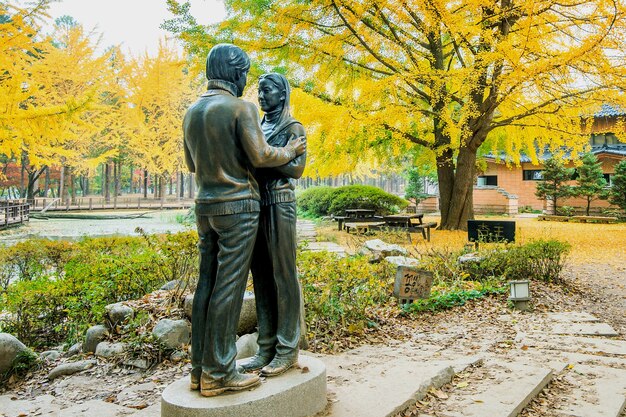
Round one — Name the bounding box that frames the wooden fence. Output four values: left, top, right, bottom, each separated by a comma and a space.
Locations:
0, 201, 30, 229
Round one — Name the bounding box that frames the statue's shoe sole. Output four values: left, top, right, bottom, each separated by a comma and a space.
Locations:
200, 379, 261, 397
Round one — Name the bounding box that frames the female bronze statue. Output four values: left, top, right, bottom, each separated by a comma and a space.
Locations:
240, 73, 307, 376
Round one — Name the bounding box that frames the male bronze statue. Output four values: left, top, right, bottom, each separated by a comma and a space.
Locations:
240, 73, 306, 376
183, 44, 306, 397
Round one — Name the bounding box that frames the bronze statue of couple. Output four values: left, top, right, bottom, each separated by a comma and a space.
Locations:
183, 44, 306, 397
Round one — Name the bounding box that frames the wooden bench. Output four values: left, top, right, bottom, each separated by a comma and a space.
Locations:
369, 221, 438, 243
414, 222, 438, 242
344, 222, 385, 234
333, 215, 350, 231
570, 215, 618, 224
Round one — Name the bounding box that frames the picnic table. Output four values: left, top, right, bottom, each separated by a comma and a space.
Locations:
373, 213, 437, 242
334, 208, 380, 231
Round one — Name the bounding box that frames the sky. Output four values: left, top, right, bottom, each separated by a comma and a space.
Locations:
44, 0, 227, 55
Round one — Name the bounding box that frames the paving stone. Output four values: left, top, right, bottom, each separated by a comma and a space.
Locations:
60, 399, 129, 417
0, 394, 59, 417
303, 241, 346, 255
517, 334, 626, 356
550, 322, 619, 337
321, 347, 480, 417
545, 312, 600, 323
556, 364, 626, 417
437, 360, 560, 417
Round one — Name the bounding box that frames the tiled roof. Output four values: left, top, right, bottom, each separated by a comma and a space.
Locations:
484, 144, 626, 163
594, 104, 626, 118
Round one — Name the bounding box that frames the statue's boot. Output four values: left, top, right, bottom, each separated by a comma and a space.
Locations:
200, 372, 261, 397
260, 352, 299, 377
238, 353, 273, 372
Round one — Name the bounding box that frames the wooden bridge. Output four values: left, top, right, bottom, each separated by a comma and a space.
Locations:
0, 201, 30, 230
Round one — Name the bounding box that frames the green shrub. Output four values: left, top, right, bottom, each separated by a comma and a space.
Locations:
1, 276, 65, 346
512, 239, 570, 282
1, 349, 38, 382
297, 186, 335, 217
297, 185, 409, 217
402, 285, 506, 313
298, 251, 395, 350
0, 232, 199, 347
328, 185, 408, 215
425, 239, 570, 286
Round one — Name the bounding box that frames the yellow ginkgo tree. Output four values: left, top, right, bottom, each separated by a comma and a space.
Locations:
1, 3, 115, 201
126, 40, 198, 200
167, 0, 626, 229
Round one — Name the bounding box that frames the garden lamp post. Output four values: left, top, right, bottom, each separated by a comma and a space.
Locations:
508, 280, 531, 311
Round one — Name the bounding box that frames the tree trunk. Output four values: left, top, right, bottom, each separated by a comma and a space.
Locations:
44, 166, 50, 197
586, 197, 591, 216
160, 174, 167, 202
69, 170, 76, 204
20, 155, 26, 198
438, 147, 477, 230
104, 162, 111, 203
154, 174, 159, 199
59, 166, 65, 203
143, 170, 148, 198
188, 173, 194, 198
129, 164, 134, 194
26, 167, 46, 201
179, 172, 185, 198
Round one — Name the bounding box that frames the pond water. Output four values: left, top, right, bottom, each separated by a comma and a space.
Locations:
0, 209, 193, 246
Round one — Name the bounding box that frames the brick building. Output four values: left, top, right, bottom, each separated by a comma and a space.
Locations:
473, 105, 626, 215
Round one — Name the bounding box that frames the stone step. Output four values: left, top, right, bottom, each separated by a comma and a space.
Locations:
556, 364, 626, 417
320, 344, 481, 417
517, 334, 626, 356
433, 360, 560, 417
302, 241, 346, 255
548, 322, 619, 337
0, 394, 59, 417
544, 312, 601, 323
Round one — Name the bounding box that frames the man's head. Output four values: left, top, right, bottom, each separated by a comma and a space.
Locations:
205, 44, 250, 97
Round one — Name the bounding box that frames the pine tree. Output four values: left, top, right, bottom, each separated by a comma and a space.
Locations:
535, 157, 575, 215
404, 167, 429, 208
573, 153, 608, 216
608, 160, 626, 213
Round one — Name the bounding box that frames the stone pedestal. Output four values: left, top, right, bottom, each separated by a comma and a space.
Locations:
161, 355, 326, 417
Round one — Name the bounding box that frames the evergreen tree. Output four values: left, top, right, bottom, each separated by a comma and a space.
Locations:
573, 153, 608, 216
404, 167, 429, 208
535, 157, 575, 215
608, 160, 626, 213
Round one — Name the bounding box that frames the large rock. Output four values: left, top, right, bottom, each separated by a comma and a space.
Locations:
83, 325, 109, 353
105, 302, 134, 326
48, 359, 96, 380
161, 280, 184, 291
360, 239, 408, 262
384, 256, 419, 267
65, 342, 82, 357
40, 350, 62, 362
152, 319, 190, 350
95, 342, 128, 358
182, 291, 257, 335
235, 332, 259, 360
0, 333, 30, 374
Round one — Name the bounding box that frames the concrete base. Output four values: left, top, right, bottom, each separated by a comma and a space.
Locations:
161, 355, 326, 417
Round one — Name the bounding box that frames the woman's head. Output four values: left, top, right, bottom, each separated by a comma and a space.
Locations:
258, 73, 290, 114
